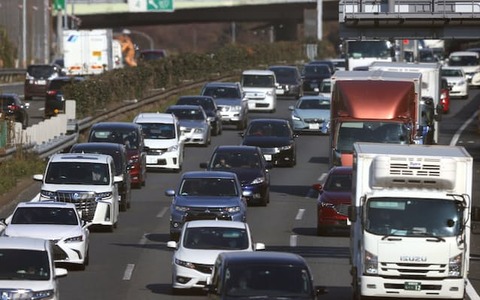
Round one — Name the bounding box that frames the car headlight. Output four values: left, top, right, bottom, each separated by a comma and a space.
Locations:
458, 80, 466, 86
364, 250, 378, 275
278, 145, 292, 151
194, 128, 204, 133
292, 114, 301, 121
266, 91, 273, 96
448, 253, 462, 277
32, 289, 55, 299
225, 206, 241, 213
250, 176, 265, 185
167, 144, 179, 152
96, 192, 112, 199
231, 105, 241, 112
175, 258, 195, 269
64, 235, 84, 243
207, 116, 215, 123
40, 190, 56, 199
174, 205, 189, 212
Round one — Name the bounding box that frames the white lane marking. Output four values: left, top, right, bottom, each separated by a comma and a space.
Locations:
156, 207, 169, 218
296, 209, 305, 220
467, 279, 480, 300
450, 110, 478, 146
290, 235, 297, 247
123, 264, 135, 280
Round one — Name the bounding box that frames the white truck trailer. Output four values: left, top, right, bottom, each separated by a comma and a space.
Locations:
63, 29, 121, 75
369, 61, 443, 144
350, 142, 473, 300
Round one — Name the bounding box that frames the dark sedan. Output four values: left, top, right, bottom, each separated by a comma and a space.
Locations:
312, 166, 352, 235
175, 95, 222, 136
301, 64, 332, 95
44, 76, 85, 119
200, 145, 272, 206
240, 119, 297, 167
268, 65, 303, 99
0, 93, 29, 129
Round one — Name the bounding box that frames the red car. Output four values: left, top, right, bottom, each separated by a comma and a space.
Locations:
440, 77, 450, 114
313, 166, 352, 235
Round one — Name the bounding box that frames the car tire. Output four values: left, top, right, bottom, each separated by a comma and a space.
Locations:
120, 200, 127, 212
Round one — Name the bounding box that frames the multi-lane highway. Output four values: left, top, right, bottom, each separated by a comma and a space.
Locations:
1, 81, 480, 299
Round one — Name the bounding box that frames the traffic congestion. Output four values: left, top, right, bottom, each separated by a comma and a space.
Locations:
1, 49, 480, 300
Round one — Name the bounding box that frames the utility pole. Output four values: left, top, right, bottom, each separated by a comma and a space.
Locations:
22, 0, 27, 67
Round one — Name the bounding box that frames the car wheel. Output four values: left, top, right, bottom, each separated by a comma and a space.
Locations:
120, 199, 127, 212
218, 122, 223, 135
84, 248, 90, 266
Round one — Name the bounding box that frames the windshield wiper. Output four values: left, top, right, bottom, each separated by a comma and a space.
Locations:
381, 229, 405, 240
412, 231, 445, 242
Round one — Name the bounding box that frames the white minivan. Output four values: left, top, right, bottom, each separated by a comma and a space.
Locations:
241, 70, 277, 113
133, 112, 184, 171
447, 51, 480, 87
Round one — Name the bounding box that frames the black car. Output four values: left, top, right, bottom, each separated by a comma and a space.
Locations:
240, 119, 297, 167
24, 64, 64, 100
45, 76, 85, 119
175, 95, 222, 136
0, 93, 29, 129
70, 142, 132, 212
205, 251, 327, 299
200, 145, 272, 206
268, 65, 303, 99
301, 64, 332, 95
88, 122, 147, 188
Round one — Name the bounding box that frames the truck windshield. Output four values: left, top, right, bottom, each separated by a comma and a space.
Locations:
365, 198, 463, 237
347, 41, 391, 59
336, 121, 408, 152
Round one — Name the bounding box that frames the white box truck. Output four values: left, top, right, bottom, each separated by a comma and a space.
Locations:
350, 142, 472, 299
63, 29, 118, 75
369, 62, 443, 144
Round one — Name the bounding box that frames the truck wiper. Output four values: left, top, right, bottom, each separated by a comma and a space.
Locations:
381, 229, 405, 240
412, 231, 445, 242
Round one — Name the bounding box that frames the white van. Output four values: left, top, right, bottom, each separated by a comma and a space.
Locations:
241, 70, 277, 113
133, 112, 184, 171
447, 51, 480, 86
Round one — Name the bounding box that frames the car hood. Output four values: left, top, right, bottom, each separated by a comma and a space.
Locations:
39, 184, 112, 193
174, 197, 242, 207
179, 120, 207, 128
293, 109, 330, 119
175, 248, 251, 265
242, 136, 292, 147
144, 138, 178, 148
214, 98, 242, 106
5, 224, 82, 239
320, 190, 352, 204
228, 168, 264, 184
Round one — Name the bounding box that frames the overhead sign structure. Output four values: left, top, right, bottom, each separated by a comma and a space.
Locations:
53, 0, 65, 10
128, 0, 174, 12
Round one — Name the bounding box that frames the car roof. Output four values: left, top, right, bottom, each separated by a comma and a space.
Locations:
167, 104, 203, 111
329, 166, 353, 174
242, 69, 275, 75
134, 112, 175, 123
16, 201, 77, 209
178, 95, 214, 101
184, 220, 248, 229
214, 145, 260, 153
181, 171, 238, 179
248, 118, 289, 125
91, 122, 141, 130
0, 93, 19, 99
0, 236, 48, 251
449, 51, 479, 57
204, 81, 240, 88
219, 251, 307, 266
268, 65, 298, 70
50, 153, 113, 164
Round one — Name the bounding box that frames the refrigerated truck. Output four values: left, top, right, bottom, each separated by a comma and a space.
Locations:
350, 142, 472, 300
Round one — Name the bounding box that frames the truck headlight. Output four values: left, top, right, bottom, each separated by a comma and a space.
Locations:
364, 250, 378, 275
448, 253, 462, 277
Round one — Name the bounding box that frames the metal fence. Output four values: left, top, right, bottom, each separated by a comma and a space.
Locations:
0, 0, 51, 67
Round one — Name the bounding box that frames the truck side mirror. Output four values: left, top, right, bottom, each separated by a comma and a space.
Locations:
348, 205, 356, 223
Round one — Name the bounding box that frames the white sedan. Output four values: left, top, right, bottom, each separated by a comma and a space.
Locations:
2, 201, 90, 270
167, 220, 265, 293
441, 67, 469, 99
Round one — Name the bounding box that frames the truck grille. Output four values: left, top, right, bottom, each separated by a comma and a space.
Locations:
56, 191, 97, 222
380, 262, 447, 278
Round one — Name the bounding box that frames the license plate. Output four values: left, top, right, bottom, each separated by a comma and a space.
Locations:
36, 80, 47, 85
147, 157, 158, 164
276, 89, 284, 95
309, 123, 320, 130
404, 282, 421, 291
264, 154, 272, 161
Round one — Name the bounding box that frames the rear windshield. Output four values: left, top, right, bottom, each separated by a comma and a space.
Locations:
89, 129, 139, 150
27, 65, 58, 78
202, 87, 240, 99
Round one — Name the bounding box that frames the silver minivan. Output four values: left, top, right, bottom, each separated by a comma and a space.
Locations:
241, 70, 277, 113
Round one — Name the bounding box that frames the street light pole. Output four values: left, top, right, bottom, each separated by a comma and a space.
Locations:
22, 0, 27, 67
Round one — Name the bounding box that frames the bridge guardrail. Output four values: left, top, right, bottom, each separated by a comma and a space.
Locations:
0, 69, 26, 84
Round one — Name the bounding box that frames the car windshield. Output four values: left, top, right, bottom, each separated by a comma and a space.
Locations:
225, 264, 313, 297
247, 122, 290, 137
45, 162, 110, 185
179, 178, 238, 196
324, 173, 352, 192
183, 227, 249, 250
304, 65, 331, 76
0, 249, 50, 281
298, 99, 330, 110
441, 69, 463, 77
448, 55, 479, 66
89, 129, 139, 150
71, 147, 123, 176
211, 151, 262, 169
242, 75, 275, 88
168, 108, 205, 121
203, 87, 240, 99
11, 207, 79, 225
138, 123, 175, 139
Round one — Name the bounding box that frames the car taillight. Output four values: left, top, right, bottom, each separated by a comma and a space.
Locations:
7, 104, 19, 111
46, 90, 58, 96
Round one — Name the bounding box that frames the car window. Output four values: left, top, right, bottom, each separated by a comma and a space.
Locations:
212, 151, 261, 169
242, 75, 275, 88
179, 178, 238, 196
183, 227, 249, 250
45, 162, 110, 185
90, 129, 139, 150
304, 65, 331, 76
0, 249, 50, 280
177, 98, 215, 111
138, 123, 176, 139
298, 99, 330, 110
11, 207, 79, 225
168, 108, 204, 120
27, 65, 58, 78
325, 173, 352, 191
203, 87, 240, 99
247, 122, 290, 137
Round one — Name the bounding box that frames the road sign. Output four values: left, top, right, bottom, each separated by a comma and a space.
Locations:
54, 0, 65, 10
128, 0, 174, 12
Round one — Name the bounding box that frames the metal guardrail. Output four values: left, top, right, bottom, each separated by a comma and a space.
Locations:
0, 69, 26, 84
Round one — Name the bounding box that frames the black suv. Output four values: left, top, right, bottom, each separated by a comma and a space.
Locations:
268, 65, 303, 99
24, 64, 64, 100
175, 95, 222, 136
70, 142, 132, 211
0, 93, 30, 129
45, 76, 85, 119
